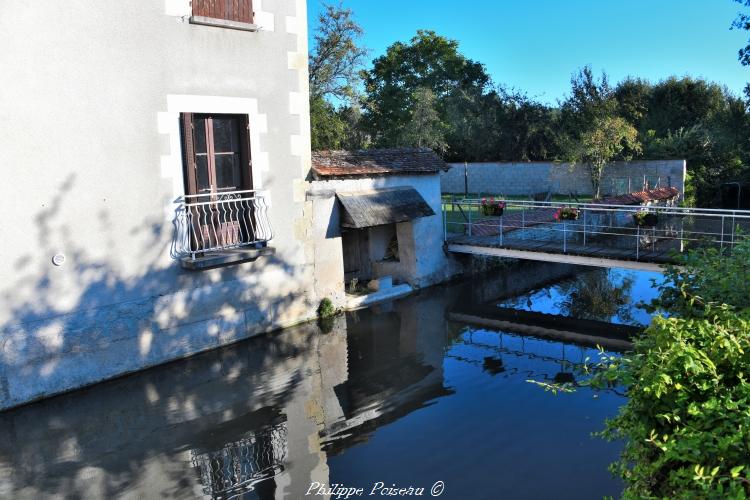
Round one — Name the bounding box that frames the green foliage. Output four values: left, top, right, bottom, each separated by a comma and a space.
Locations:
649, 237, 750, 318
573, 116, 641, 199
308, 3, 368, 151
586, 237, 750, 498
308, 3, 367, 102
593, 308, 750, 498
732, 0, 750, 66
310, 96, 346, 150
399, 87, 448, 153
308, 9, 750, 203
317, 298, 336, 319
361, 30, 494, 158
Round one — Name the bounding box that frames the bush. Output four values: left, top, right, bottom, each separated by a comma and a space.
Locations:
317, 297, 336, 319
589, 238, 750, 497
595, 308, 750, 498
649, 237, 750, 317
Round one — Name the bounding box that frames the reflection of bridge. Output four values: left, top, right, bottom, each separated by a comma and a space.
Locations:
443, 194, 750, 271
449, 304, 639, 352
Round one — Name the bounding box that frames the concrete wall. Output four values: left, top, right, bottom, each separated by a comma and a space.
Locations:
441, 160, 686, 197
308, 174, 463, 295
0, 1, 317, 410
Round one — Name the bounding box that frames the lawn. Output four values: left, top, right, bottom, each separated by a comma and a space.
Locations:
440, 193, 594, 229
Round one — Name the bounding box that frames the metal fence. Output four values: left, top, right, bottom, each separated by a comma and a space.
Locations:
173, 190, 273, 260
443, 198, 750, 259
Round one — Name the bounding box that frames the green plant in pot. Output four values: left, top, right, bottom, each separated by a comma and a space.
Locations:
633, 209, 658, 227
481, 197, 505, 216
553, 206, 579, 221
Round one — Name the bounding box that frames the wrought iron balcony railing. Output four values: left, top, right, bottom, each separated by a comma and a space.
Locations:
173, 190, 273, 261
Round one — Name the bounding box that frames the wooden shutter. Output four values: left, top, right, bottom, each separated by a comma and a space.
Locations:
192, 0, 253, 24
240, 115, 253, 190
181, 113, 198, 196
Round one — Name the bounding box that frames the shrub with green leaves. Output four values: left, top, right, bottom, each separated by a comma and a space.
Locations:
595, 307, 750, 498
586, 238, 750, 497
649, 237, 750, 317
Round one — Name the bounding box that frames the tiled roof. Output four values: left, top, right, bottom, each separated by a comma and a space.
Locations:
593, 187, 680, 205
311, 148, 448, 178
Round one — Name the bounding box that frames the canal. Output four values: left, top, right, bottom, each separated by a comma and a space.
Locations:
0, 262, 664, 499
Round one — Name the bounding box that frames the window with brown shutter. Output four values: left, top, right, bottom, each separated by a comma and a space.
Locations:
190, 0, 256, 31
180, 113, 260, 254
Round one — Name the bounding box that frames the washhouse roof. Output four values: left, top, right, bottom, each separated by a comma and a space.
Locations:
336, 187, 435, 228
311, 148, 448, 178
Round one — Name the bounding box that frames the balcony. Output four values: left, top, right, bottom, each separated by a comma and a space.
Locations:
173, 190, 274, 270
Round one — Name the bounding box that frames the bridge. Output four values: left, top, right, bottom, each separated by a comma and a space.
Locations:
442, 190, 750, 271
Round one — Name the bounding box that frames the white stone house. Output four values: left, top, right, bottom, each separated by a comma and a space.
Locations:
0, 0, 323, 410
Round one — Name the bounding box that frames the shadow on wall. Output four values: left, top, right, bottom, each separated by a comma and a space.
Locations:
0, 175, 314, 410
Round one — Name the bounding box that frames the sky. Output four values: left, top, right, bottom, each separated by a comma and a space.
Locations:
307, 0, 750, 105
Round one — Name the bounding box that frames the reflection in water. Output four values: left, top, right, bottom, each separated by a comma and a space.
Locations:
499, 267, 664, 325
0, 263, 659, 499
191, 419, 287, 499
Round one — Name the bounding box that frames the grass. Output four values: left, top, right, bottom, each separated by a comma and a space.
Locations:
440, 193, 594, 228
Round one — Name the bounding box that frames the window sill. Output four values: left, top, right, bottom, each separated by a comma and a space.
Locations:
189, 16, 259, 32
180, 246, 275, 271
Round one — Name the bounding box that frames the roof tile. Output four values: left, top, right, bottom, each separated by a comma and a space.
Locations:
311, 148, 448, 178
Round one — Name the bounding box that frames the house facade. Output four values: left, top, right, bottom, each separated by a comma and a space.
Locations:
0, 0, 324, 410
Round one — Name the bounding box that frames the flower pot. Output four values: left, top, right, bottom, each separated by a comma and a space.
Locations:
560, 213, 579, 221
481, 205, 504, 216
634, 213, 658, 227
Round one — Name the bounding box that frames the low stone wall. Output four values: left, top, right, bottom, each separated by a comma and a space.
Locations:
441, 160, 686, 197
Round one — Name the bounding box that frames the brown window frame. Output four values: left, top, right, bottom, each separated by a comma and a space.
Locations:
180, 112, 253, 197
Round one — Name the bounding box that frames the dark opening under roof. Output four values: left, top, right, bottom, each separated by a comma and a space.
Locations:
336, 187, 435, 229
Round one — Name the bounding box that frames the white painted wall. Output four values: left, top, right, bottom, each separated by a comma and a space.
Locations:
308, 174, 463, 296
0, 0, 315, 410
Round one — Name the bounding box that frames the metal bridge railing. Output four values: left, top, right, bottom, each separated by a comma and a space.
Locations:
442, 197, 750, 259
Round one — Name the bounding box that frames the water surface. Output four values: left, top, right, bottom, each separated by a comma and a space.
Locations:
0, 262, 660, 499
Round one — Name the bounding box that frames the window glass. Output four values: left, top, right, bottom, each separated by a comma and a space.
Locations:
215, 154, 241, 190
212, 118, 239, 153
194, 117, 207, 154
196, 155, 211, 192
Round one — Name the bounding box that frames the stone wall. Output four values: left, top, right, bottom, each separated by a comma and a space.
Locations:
441, 160, 686, 197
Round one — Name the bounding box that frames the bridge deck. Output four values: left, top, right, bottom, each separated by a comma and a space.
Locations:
449, 232, 676, 265
443, 192, 750, 269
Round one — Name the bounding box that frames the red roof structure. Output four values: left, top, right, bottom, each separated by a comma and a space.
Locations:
311, 148, 448, 178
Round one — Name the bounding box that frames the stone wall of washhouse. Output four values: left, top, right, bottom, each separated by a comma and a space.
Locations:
441, 160, 687, 198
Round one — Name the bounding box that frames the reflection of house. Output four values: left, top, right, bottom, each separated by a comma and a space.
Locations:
0, 296, 452, 499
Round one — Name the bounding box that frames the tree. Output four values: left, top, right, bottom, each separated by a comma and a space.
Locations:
494, 88, 564, 161
308, 3, 367, 150
362, 30, 494, 158
560, 66, 618, 136
308, 3, 367, 102
732, 0, 750, 66
614, 77, 652, 130
399, 87, 447, 153
576, 116, 641, 199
